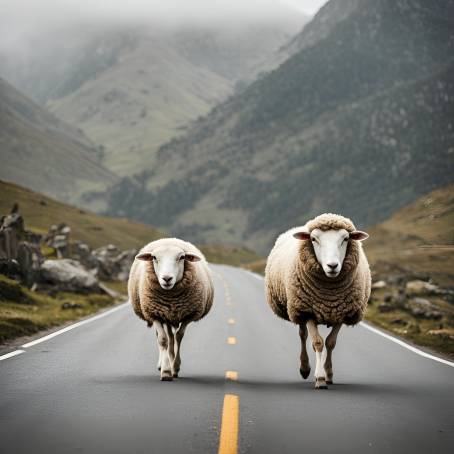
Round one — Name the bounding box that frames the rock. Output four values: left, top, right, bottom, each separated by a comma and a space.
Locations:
16, 242, 43, 287
91, 245, 136, 281
411, 297, 431, 306
383, 294, 393, 303
44, 223, 71, 258
408, 306, 443, 320
61, 301, 84, 310
426, 329, 454, 340
406, 280, 439, 296
39, 259, 101, 293
391, 318, 408, 326
378, 302, 394, 313
371, 280, 387, 290
406, 297, 444, 319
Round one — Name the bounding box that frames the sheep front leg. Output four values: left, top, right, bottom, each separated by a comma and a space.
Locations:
307, 319, 327, 389
154, 320, 173, 381
299, 323, 311, 379
324, 323, 341, 384
172, 322, 188, 378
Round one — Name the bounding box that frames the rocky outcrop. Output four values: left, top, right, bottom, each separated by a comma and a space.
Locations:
38, 259, 101, 294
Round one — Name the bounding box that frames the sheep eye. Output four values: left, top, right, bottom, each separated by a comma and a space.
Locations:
343, 238, 349, 243
151, 256, 157, 261
311, 238, 316, 242
179, 256, 185, 261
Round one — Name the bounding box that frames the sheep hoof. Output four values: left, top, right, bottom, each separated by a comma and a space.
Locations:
315, 378, 328, 389
161, 371, 173, 381
172, 372, 179, 378
326, 379, 333, 385
300, 367, 311, 379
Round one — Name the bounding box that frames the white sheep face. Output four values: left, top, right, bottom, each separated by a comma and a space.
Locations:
136, 246, 200, 290
293, 228, 369, 278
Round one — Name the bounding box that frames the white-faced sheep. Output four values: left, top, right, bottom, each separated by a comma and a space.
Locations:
265, 213, 371, 389
128, 238, 214, 381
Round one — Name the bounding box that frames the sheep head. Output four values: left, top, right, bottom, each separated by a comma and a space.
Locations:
136, 246, 201, 290
293, 213, 368, 279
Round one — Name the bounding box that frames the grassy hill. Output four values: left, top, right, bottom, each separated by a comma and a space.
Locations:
0, 179, 262, 264
0, 180, 163, 250
366, 184, 454, 287
0, 77, 117, 205
104, 0, 454, 254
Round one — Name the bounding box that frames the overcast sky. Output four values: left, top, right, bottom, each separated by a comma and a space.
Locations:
1, 0, 329, 28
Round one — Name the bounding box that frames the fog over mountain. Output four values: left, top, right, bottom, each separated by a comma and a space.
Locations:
0, 0, 315, 177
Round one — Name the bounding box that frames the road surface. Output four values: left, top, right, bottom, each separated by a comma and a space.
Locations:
1, 265, 453, 453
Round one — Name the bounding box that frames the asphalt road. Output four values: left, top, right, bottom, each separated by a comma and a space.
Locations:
1, 265, 453, 454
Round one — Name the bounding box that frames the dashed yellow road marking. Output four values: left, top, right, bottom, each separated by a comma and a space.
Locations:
228, 318, 235, 325
218, 394, 239, 454
225, 371, 238, 381
227, 336, 237, 345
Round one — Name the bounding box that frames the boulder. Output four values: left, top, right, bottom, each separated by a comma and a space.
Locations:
39, 259, 101, 293
371, 280, 387, 290
91, 245, 136, 281
406, 280, 439, 296
406, 298, 443, 320
378, 302, 394, 313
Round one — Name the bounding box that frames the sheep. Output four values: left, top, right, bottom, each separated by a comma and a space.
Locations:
265, 213, 371, 389
128, 238, 214, 381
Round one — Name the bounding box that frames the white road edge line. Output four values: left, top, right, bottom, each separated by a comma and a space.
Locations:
0, 349, 25, 361
360, 322, 454, 368
244, 270, 265, 281
242, 269, 454, 368
21, 302, 129, 348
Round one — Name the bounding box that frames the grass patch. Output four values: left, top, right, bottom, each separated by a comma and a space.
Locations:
0, 275, 116, 344
365, 299, 454, 359
201, 244, 262, 267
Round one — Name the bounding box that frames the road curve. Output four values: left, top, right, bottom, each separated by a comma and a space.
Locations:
0, 265, 453, 454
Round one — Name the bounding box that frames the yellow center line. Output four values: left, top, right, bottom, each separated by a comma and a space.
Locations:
227, 336, 237, 345
218, 394, 239, 454
228, 318, 235, 325
225, 370, 238, 381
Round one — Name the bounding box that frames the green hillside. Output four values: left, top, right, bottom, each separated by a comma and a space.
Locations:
104, 0, 454, 253
0, 180, 163, 250
0, 13, 304, 178
0, 77, 117, 205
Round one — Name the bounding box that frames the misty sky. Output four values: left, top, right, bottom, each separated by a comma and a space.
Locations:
1, 0, 329, 30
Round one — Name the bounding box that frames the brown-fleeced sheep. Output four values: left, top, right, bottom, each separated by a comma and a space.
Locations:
265, 213, 371, 389
128, 238, 214, 381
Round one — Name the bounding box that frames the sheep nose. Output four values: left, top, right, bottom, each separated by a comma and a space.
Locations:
327, 262, 338, 270
162, 276, 173, 283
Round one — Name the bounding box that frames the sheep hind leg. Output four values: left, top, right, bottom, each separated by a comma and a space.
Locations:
163, 323, 176, 378
154, 320, 173, 381
307, 320, 327, 389
324, 324, 341, 385
299, 323, 311, 379
173, 322, 188, 378
155, 330, 162, 371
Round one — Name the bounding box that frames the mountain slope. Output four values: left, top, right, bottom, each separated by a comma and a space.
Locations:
0, 11, 304, 176
0, 180, 163, 250
104, 0, 454, 253
0, 78, 117, 204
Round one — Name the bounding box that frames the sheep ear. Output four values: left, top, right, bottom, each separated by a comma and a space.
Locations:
293, 230, 311, 241
184, 254, 201, 262
136, 252, 154, 261
349, 230, 369, 241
